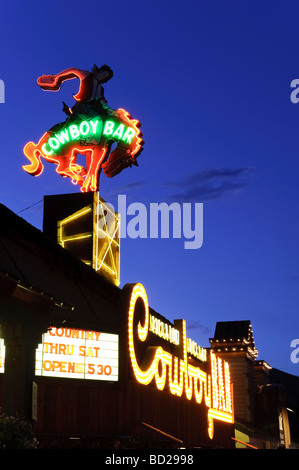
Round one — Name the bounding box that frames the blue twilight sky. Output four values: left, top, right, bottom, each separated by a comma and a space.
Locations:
1, 0, 299, 376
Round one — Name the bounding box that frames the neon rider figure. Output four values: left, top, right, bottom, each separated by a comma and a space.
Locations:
37, 64, 116, 117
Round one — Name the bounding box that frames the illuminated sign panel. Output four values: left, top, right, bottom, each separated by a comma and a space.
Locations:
0, 338, 5, 373
35, 327, 119, 381
149, 313, 207, 361
149, 314, 180, 346
126, 283, 234, 439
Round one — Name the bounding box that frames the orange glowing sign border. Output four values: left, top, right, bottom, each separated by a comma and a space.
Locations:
23, 109, 142, 193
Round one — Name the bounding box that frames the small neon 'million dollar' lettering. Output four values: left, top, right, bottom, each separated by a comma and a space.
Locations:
127, 283, 234, 439
149, 314, 180, 345
23, 108, 143, 193
149, 314, 207, 361
187, 338, 207, 362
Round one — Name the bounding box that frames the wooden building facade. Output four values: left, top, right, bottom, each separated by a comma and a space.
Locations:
0, 197, 234, 449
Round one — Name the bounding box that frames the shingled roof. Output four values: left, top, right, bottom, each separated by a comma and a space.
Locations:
210, 320, 258, 360
213, 320, 253, 341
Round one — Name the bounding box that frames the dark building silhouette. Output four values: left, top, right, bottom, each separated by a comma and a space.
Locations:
210, 321, 296, 448
0, 194, 297, 449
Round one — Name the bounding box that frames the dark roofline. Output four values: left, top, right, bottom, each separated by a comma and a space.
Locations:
212, 320, 252, 340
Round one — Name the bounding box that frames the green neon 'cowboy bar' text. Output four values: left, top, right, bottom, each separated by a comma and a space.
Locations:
42, 118, 136, 156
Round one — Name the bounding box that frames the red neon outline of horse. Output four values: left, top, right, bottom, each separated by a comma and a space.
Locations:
23, 66, 143, 192
23, 108, 143, 192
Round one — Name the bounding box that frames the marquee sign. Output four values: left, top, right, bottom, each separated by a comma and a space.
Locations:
23, 65, 143, 192
0, 327, 119, 381
149, 313, 207, 361
126, 283, 234, 440
35, 327, 119, 381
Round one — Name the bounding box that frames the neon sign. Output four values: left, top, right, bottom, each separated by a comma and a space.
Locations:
149, 314, 207, 361
0, 327, 119, 380
127, 283, 234, 439
23, 65, 144, 192
149, 314, 180, 345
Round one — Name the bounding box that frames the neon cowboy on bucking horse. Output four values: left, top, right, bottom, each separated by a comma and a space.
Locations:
23, 64, 143, 192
